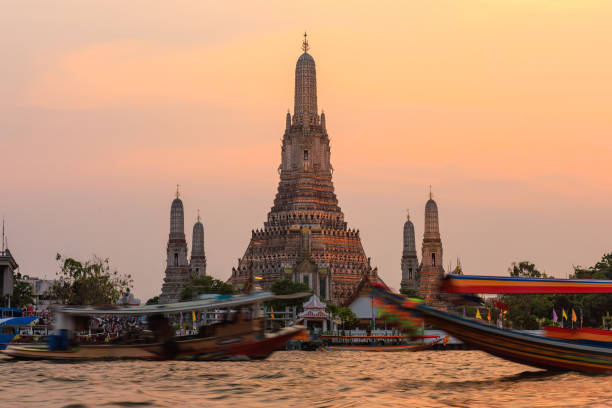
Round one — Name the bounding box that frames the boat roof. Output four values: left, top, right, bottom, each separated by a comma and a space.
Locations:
443, 274, 612, 294
0, 317, 39, 326
53, 291, 310, 316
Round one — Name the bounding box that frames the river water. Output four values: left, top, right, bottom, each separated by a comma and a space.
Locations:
1, 350, 610, 407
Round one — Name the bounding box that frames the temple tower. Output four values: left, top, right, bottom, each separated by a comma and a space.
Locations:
418, 188, 445, 304
400, 211, 419, 291
160, 186, 191, 303
190, 210, 207, 277
229, 34, 380, 303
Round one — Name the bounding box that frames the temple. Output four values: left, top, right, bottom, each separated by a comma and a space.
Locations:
229, 34, 380, 304
160, 187, 207, 303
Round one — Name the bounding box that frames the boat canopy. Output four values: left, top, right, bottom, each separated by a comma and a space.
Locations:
53, 291, 311, 316
443, 275, 612, 294
0, 317, 39, 326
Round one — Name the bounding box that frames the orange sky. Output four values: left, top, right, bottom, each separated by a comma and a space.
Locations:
1, 1, 611, 300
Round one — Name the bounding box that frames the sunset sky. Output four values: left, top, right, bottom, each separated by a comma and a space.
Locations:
2, 1, 611, 301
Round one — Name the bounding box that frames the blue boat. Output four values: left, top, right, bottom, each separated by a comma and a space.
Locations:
0, 316, 40, 350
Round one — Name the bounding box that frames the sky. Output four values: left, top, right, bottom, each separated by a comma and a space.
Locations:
1, 1, 611, 301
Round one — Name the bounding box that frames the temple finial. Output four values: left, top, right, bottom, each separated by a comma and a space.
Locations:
406, 209, 410, 221
176, 184, 180, 199
429, 185, 433, 200
197, 208, 201, 222
302, 32, 310, 53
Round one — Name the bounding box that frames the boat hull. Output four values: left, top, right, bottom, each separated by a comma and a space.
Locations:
417, 305, 612, 373
1, 326, 303, 361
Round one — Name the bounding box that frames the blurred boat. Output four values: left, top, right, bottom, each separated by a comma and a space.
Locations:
2, 292, 306, 361
0, 316, 40, 350
411, 303, 612, 373
543, 326, 612, 346
405, 275, 612, 373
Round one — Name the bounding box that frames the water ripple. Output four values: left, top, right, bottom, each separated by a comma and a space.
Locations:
1, 351, 611, 407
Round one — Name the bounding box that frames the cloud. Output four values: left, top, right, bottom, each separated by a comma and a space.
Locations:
23, 35, 293, 110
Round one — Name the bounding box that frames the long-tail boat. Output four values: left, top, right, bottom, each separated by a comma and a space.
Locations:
367, 277, 612, 373
2, 292, 305, 361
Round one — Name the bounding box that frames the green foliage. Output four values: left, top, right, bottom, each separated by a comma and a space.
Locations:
0, 272, 34, 307
508, 261, 548, 278
145, 296, 159, 305
270, 279, 311, 295
502, 253, 612, 329
573, 253, 612, 280
179, 275, 234, 301
325, 302, 359, 329
48, 253, 133, 305
267, 279, 311, 309
399, 287, 420, 298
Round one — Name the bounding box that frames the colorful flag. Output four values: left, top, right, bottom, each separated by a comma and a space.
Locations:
552, 309, 558, 322
475, 309, 482, 320
571, 309, 577, 323
562, 309, 568, 320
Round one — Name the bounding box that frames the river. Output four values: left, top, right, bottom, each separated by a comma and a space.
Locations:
1, 350, 610, 407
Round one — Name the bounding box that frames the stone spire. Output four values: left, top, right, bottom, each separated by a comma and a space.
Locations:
293, 32, 318, 125
401, 210, 419, 291
170, 184, 185, 240
424, 187, 440, 239
419, 188, 445, 305
160, 187, 190, 303
190, 209, 207, 277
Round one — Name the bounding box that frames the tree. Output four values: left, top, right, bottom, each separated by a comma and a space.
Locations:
502, 253, 612, 329
508, 261, 548, 278
179, 275, 234, 301
1, 272, 34, 307
48, 254, 133, 305
325, 302, 359, 329
400, 287, 420, 298
574, 253, 612, 280
270, 279, 310, 296
267, 279, 311, 310
145, 296, 159, 305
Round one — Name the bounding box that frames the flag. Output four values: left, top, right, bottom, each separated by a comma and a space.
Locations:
487, 309, 491, 323
552, 309, 558, 322
562, 309, 568, 320
476, 309, 482, 320
571, 309, 577, 323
